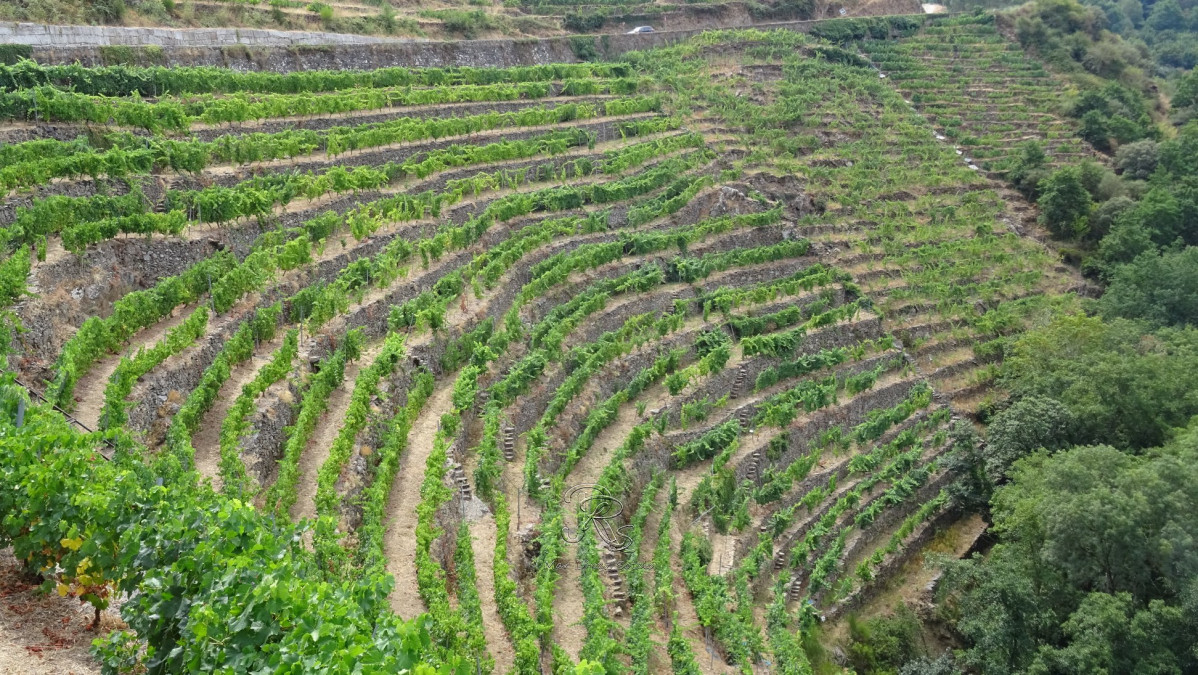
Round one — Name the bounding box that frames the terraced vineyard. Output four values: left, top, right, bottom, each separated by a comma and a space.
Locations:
860, 15, 1102, 178
0, 15, 1091, 674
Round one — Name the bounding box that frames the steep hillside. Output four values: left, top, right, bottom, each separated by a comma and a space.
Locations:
0, 14, 1128, 674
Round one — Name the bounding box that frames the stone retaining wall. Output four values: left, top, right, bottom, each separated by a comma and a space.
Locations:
1, 21, 401, 48
12, 16, 930, 72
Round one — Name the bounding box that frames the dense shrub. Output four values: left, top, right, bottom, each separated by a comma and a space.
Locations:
1037, 166, 1092, 238
1115, 139, 1159, 179
1098, 247, 1198, 327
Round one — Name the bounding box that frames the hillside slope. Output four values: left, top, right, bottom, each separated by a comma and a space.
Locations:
0, 14, 1109, 674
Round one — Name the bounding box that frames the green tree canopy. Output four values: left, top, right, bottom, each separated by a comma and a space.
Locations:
1037, 166, 1093, 238
1002, 314, 1198, 449
942, 434, 1198, 674
1098, 246, 1198, 327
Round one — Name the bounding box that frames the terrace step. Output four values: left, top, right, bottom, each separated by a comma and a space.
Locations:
746, 449, 762, 483
788, 576, 804, 602
730, 364, 748, 401
446, 459, 472, 500
602, 545, 626, 617
502, 424, 516, 462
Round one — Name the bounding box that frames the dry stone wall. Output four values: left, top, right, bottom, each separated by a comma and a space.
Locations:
0, 22, 402, 48
14, 16, 928, 72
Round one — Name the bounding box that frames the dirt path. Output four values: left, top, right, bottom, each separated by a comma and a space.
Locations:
667, 519, 727, 675
191, 336, 283, 491
69, 303, 198, 431
384, 375, 456, 620
467, 516, 515, 673
0, 549, 107, 675
549, 371, 674, 657
289, 337, 386, 522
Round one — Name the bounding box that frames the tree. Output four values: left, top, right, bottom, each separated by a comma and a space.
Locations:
1175, 70, 1198, 110
1132, 186, 1186, 246
898, 654, 961, 675
1147, 0, 1186, 31
1098, 247, 1198, 327
1002, 315, 1198, 449
1088, 194, 1134, 241
985, 396, 1074, 478
1115, 138, 1159, 179
1079, 109, 1112, 150
1074, 159, 1112, 198
1028, 592, 1196, 674
940, 543, 1065, 674
940, 436, 1198, 675
1094, 217, 1156, 270
1037, 166, 1092, 238
943, 419, 992, 510
1159, 122, 1198, 176
1091, 0, 1133, 33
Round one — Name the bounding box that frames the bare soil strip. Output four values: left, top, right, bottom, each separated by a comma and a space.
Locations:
467, 516, 515, 673
289, 342, 373, 522
70, 303, 198, 431
384, 376, 456, 619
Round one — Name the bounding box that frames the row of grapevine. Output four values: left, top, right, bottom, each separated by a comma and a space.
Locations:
679, 532, 761, 673
356, 370, 435, 571
218, 329, 299, 499
262, 329, 362, 516
309, 332, 409, 563
44, 125, 681, 405
99, 306, 209, 430
0, 390, 456, 673
0, 59, 634, 97
0, 79, 639, 132
48, 251, 238, 408
158, 304, 283, 477
0, 98, 661, 191
624, 475, 664, 675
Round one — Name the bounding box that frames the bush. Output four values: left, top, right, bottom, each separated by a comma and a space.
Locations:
1008, 141, 1050, 199
1037, 166, 1092, 238
570, 36, 599, 61
423, 9, 492, 39
1115, 139, 1159, 179
846, 604, 925, 674
93, 0, 126, 23
0, 45, 32, 65
563, 11, 605, 32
